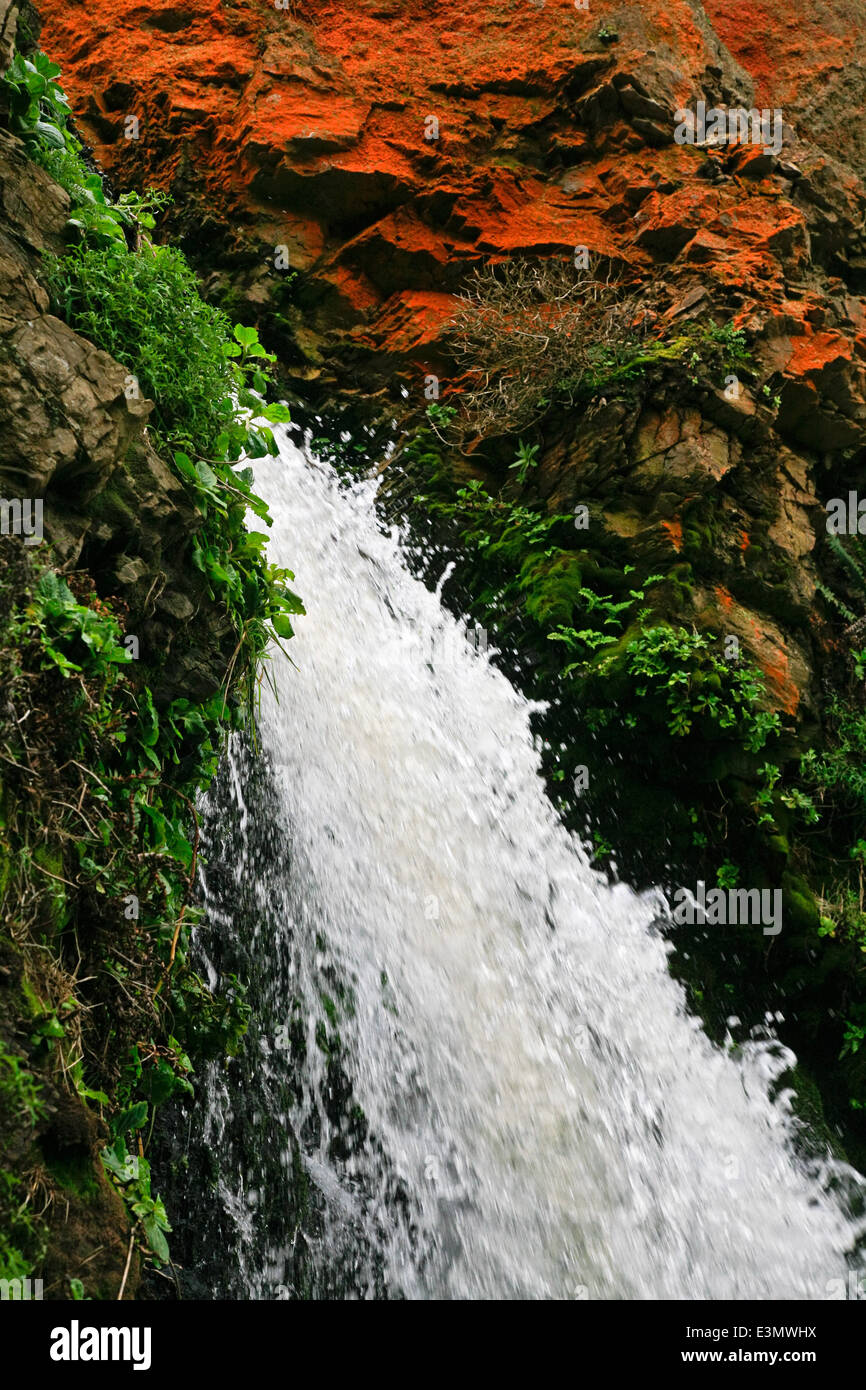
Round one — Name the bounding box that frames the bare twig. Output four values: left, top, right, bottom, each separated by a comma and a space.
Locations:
117, 1225, 137, 1301
443, 257, 640, 441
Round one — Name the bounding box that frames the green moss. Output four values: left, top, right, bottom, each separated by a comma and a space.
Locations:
765, 833, 790, 866
18, 974, 44, 1019
31, 845, 67, 934
0, 1169, 43, 1282
788, 1065, 842, 1159
520, 551, 584, 626
781, 873, 820, 933
569, 321, 752, 404
44, 1152, 101, 1200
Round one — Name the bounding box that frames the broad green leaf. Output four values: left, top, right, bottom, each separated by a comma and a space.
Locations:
195, 461, 219, 488
232, 323, 258, 349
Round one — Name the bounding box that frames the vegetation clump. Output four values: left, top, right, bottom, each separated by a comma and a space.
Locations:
442, 256, 751, 442
0, 46, 300, 1290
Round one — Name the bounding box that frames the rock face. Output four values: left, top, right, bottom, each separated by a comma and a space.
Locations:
33, 1, 866, 381
0, 108, 234, 702
35, 0, 866, 742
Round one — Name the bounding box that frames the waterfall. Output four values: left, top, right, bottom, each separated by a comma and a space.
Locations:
173, 424, 864, 1300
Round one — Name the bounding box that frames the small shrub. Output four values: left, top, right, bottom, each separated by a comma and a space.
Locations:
583, 624, 782, 752
443, 257, 751, 443
1, 49, 70, 149
44, 249, 303, 686
445, 257, 641, 438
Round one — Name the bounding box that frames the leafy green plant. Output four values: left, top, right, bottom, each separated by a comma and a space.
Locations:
421, 476, 573, 558
705, 321, 750, 359
1, 49, 70, 149
27, 571, 132, 676
779, 786, 819, 823
1, 558, 255, 1267
0, 1053, 46, 1281
38, 143, 170, 248
751, 761, 818, 832
2, 46, 169, 251
563, 319, 751, 403
0, 49, 297, 1280
0, 1050, 44, 1127
687, 806, 708, 848
815, 533, 866, 631
716, 861, 740, 890
548, 572, 664, 672
814, 580, 856, 625
828, 533, 866, 598
425, 401, 457, 434
754, 762, 781, 827
840, 1010, 866, 1060
46, 247, 273, 457
0, 1168, 44, 1284
102, 1139, 172, 1264
509, 439, 540, 486
802, 697, 866, 809
620, 625, 781, 748
44, 245, 303, 693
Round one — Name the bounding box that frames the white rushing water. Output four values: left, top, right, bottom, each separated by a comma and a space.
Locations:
203, 425, 865, 1300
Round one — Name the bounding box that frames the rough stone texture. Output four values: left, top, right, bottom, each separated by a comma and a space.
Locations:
32, 0, 866, 725
0, 0, 19, 72
0, 130, 235, 704
32, 2, 866, 356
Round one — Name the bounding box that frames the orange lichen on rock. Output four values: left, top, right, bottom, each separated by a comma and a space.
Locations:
34, 0, 855, 378
34, 0, 866, 735
757, 645, 801, 718
35, 0, 863, 422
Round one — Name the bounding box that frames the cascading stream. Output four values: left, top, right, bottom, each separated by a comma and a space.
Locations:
188, 425, 865, 1300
